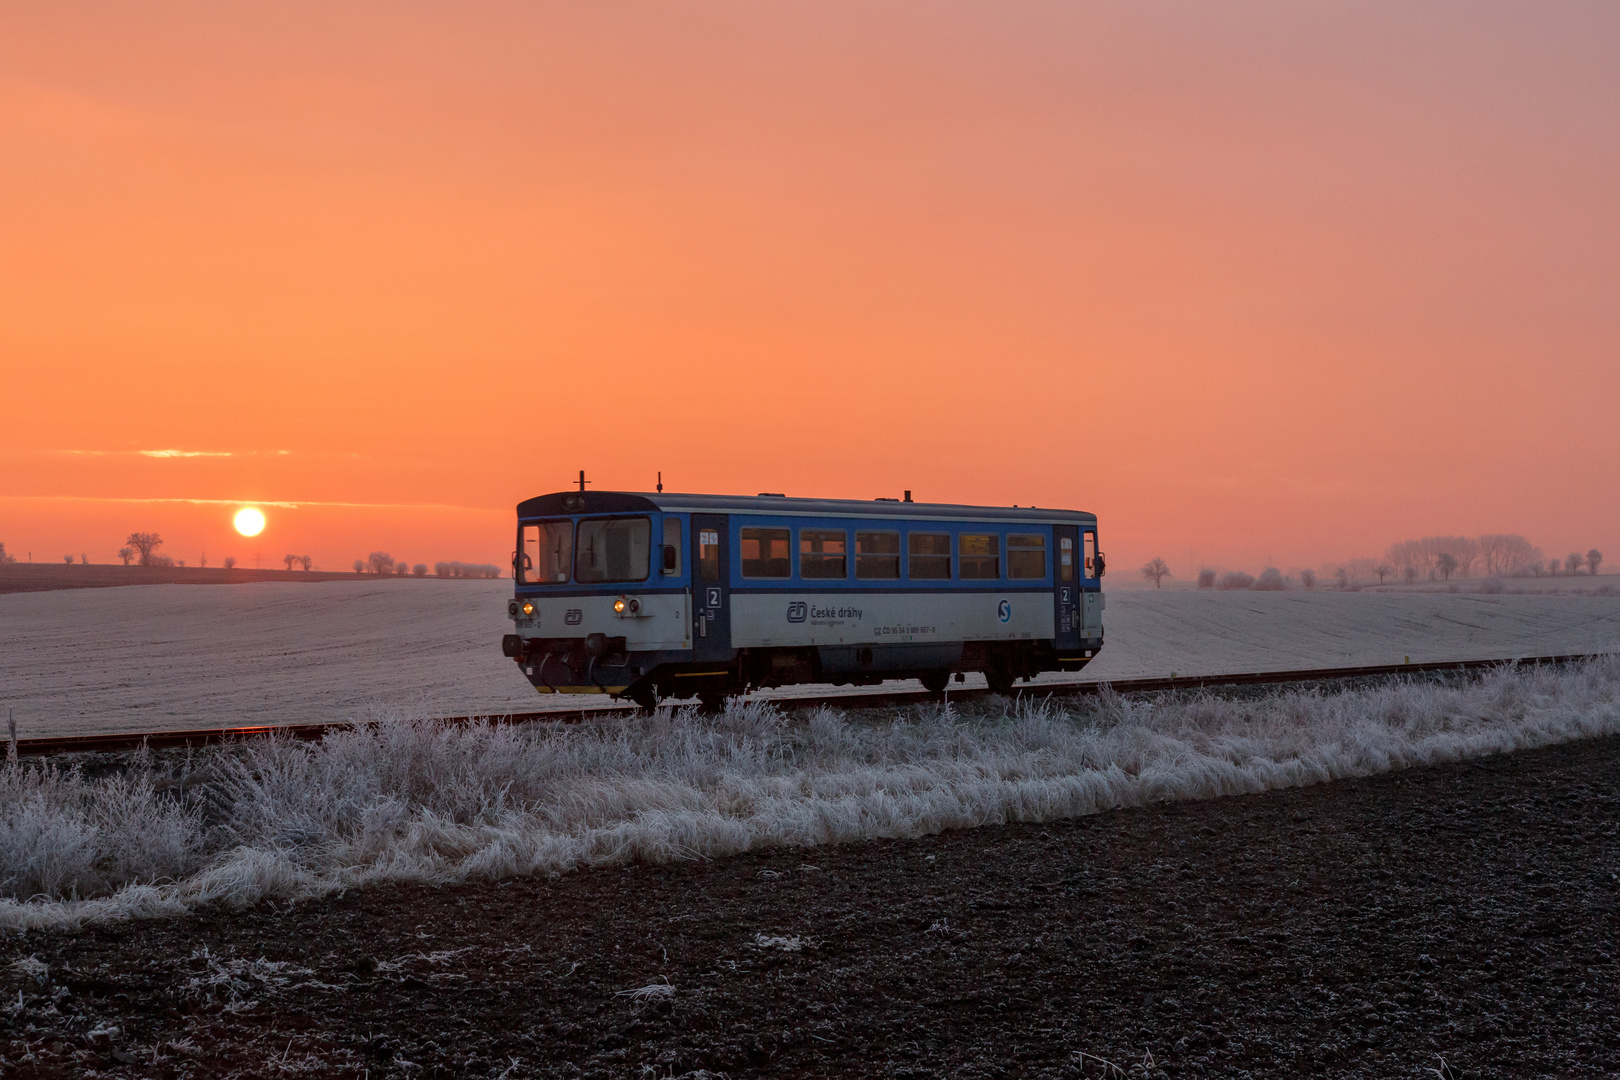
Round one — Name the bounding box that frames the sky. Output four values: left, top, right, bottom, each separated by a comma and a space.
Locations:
2, 1, 1617, 576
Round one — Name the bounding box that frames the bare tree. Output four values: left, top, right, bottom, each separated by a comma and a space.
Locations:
1404, 565, 1418, 585
1435, 552, 1459, 581
80, 553, 88, 565
0, 542, 15, 564
125, 532, 163, 566
117, 546, 134, 565
395, 560, 410, 576
198, 553, 207, 568
412, 563, 428, 577
1196, 569, 1216, 589
63, 554, 74, 564
1566, 552, 1584, 575
1300, 568, 1316, 589
1549, 558, 1561, 577
1588, 549, 1603, 576
1335, 567, 1349, 590
353, 559, 365, 573
223, 556, 237, 570
1139, 557, 1171, 588
299, 555, 313, 571
1375, 563, 1391, 585
283, 554, 296, 571
367, 552, 396, 575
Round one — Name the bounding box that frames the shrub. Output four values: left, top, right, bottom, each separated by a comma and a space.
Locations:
434, 561, 502, 579
352, 559, 365, 574
1197, 569, 1216, 589
413, 564, 428, 577
1300, 569, 1316, 589
222, 556, 237, 570
299, 556, 313, 571
1219, 571, 1255, 591
1252, 568, 1286, 590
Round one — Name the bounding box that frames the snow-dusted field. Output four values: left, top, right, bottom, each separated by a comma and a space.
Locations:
2, 581, 1619, 737
5, 657, 1620, 928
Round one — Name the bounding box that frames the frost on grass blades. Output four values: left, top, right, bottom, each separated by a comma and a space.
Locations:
3, 657, 1620, 930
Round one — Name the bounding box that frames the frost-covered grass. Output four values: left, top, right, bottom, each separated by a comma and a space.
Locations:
3, 657, 1619, 930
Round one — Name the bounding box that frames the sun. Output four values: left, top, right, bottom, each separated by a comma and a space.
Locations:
233, 507, 266, 536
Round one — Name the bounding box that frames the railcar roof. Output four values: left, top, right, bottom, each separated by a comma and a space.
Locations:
516, 491, 1096, 524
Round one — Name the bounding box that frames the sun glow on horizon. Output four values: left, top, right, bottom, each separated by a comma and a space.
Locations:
233, 507, 266, 536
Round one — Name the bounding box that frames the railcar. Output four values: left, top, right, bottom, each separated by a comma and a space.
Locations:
501, 490, 1106, 709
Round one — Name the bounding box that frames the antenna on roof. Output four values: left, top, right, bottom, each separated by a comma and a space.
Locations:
577, 469, 590, 493
657, 471, 663, 494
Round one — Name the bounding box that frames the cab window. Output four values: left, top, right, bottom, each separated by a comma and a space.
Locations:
575, 517, 651, 583
521, 521, 572, 584
662, 516, 682, 577
1083, 531, 1097, 579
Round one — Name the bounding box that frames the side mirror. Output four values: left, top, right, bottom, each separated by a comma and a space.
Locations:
1095, 552, 1107, 578
663, 545, 678, 572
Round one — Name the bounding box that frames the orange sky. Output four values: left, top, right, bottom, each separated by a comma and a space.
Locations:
3, 2, 1618, 576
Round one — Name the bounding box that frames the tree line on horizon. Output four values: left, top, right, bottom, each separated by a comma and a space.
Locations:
351, 551, 501, 578
1140, 533, 1604, 591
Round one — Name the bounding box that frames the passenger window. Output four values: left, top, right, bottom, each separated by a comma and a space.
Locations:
521, 521, 573, 584
908, 533, 951, 579
575, 517, 651, 583
1007, 534, 1046, 579
1083, 531, 1096, 579
698, 528, 720, 582
958, 534, 1000, 580
662, 517, 682, 577
855, 531, 900, 579
740, 527, 792, 578
799, 529, 847, 579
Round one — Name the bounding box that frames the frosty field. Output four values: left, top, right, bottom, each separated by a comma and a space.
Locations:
3, 656, 1618, 930
2, 580, 1620, 737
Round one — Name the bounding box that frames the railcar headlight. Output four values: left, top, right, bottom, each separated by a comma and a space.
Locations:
521, 600, 535, 618
612, 596, 643, 617
613, 598, 626, 614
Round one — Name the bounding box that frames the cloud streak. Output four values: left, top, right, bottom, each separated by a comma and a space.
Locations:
0, 494, 500, 513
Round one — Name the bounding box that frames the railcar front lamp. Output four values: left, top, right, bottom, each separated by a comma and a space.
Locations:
521, 600, 536, 618
612, 595, 644, 618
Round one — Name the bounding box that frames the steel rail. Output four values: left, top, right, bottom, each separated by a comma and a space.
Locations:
10, 651, 1610, 757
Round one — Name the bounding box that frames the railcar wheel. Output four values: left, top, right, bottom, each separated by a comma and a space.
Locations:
919, 671, 950, 694
628, 684, 659, 712
697, 691, 728, 714
984, 669, 1016, 695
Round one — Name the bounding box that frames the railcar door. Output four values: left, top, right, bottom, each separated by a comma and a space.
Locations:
1053, 525, 1082, 651
691, 514, 732, 661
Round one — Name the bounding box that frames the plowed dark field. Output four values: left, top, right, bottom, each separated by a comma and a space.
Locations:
3, 736, 1617, 1079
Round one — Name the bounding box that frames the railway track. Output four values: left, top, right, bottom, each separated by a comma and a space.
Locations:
10, 651, 1610, 757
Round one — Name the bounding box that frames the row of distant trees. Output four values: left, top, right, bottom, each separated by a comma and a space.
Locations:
351, 552, 501, 578
1141, 533, 1605, 592
1383, 535, 1601, 581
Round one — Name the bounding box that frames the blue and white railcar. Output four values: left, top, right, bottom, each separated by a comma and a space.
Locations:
502, 490, 1106, 708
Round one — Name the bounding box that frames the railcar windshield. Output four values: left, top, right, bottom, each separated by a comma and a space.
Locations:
575, 517, 651, 583
520, 520, 574, 584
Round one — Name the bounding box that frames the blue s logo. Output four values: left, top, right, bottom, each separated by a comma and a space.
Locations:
787, 602, 807, 623
997, 600, 1011, 623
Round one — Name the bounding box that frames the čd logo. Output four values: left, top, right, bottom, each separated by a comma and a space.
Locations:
786, 602, 808, 623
